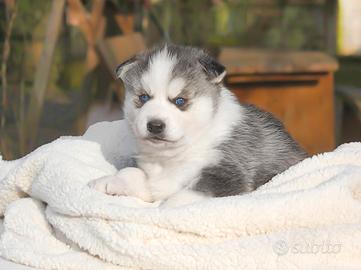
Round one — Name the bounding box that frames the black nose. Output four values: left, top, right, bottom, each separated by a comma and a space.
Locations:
147, 120, 165, 134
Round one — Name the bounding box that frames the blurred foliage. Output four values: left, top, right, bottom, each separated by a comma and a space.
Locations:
146, 0, 326, 51
0, 0, 67, 97
0, 0, 70, 159
0, 1, 50, 158
0, 0, 340, 159
265, 6, 323, 49
1, 0, 50, 82
335, 57, 361, 88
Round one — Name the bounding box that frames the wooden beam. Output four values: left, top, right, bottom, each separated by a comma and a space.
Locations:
114, 14, 134, 34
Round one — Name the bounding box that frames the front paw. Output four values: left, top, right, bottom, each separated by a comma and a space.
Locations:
88, 175, 127, 196
88, 167, 152, 202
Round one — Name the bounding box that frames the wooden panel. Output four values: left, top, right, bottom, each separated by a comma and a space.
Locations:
226, 73, 323, 84
219, 48, 338, 75
228, 73, 335, 155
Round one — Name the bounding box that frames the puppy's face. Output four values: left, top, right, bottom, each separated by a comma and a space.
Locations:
117, 45, 226, 149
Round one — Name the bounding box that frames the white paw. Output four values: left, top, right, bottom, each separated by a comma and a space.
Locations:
88, 175, 127, 196
88, 167, 153, 202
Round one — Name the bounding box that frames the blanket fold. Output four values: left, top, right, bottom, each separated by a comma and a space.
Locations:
1, 120, 361, 270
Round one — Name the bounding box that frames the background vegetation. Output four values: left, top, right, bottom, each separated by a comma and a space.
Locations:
1, 0, 358, 159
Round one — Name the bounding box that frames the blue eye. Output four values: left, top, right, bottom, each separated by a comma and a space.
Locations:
175, 97, 186, 107
139, 94, 150, 103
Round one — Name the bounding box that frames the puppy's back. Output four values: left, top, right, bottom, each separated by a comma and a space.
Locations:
193, 103, 307, 197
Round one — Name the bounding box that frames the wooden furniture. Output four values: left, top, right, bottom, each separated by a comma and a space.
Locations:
219, 48, 338, 155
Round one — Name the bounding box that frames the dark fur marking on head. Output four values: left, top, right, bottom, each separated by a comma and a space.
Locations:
198, 56, 226, 83
116, 44, 224, 112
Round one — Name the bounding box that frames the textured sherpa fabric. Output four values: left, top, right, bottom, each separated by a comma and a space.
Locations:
0, 120, 361, 270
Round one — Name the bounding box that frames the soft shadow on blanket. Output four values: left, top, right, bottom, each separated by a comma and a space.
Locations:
0, 120, 361, 270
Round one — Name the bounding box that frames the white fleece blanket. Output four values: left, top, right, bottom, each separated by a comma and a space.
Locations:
1, 120, 361, 270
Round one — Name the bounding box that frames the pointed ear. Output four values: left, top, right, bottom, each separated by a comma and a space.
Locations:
115, 56, 138, 80
198, 55, 226, 84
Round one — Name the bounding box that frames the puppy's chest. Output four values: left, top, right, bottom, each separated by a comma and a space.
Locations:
137, 150, 219, 199
139, 145, 220, 179
140, 159, 198, 183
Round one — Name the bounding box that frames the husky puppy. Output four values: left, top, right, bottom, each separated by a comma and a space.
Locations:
90, 44, 307, 207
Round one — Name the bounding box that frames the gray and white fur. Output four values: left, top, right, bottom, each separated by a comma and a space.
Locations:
89, 44, 307, 207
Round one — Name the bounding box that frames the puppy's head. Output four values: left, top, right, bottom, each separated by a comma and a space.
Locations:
116, 44, 226, 148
